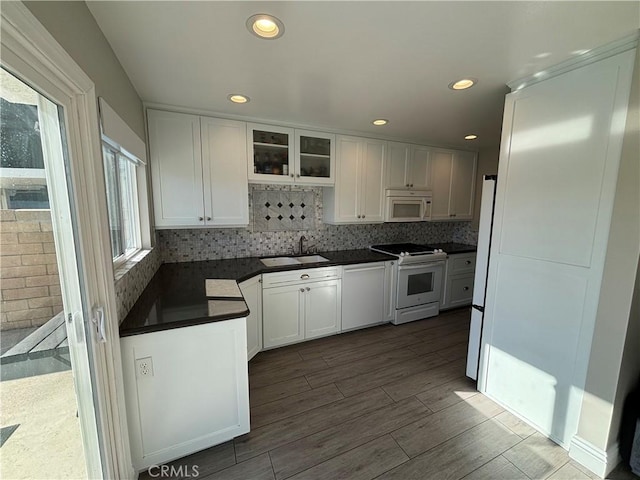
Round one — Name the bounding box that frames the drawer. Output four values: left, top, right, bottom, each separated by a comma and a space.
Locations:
448, 253, 476, 275
445, 273, 474, 308
263, 266, 341, 288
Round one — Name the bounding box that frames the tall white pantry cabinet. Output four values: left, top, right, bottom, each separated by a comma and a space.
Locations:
478, 37, 638, 478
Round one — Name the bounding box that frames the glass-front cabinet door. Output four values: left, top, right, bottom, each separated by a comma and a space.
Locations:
247, 123, 294, 183
247, 123, 335, 185
294, 129, 335, 185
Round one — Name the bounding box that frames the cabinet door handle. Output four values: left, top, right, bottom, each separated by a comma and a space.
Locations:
207, 216, 212, 221
290, 173, 294, 177
305, 287, 310, 292
300, 274, 310, 279
463, 286, 469, 291
465, 260, 471, 265
405, 183, 409, 187
362, 215, 366, 219
296, 174, 300, 178
411, 184, 414, 187
300, 288, 305, 292
357, 215, 361, 219
198, 217, 204, 221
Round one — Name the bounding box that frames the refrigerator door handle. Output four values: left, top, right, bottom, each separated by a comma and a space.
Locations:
472, 304, 485, 313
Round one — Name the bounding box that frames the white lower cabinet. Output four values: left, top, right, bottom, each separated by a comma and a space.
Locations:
342, 262, 386, 331
305, 280, 342, 339
441, 252, 476, 310
121, 319, 250, 471
239, 276, 262, 361
262, 267, 341, 348
262, 283, 305, 348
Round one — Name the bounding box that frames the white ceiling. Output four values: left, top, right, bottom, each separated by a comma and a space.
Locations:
87, 1, 639, 149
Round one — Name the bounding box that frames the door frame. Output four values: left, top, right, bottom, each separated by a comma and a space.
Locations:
1, 3, 134, 478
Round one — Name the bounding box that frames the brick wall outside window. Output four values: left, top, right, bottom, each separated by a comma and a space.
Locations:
0, 209, 63, 330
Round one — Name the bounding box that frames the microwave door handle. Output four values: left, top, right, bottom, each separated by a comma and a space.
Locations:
422, 198, 429, 220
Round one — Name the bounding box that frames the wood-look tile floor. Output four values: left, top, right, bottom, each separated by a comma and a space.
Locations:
139, 308, 638, 480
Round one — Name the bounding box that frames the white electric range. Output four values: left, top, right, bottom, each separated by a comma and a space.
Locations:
370, 243, 446, 324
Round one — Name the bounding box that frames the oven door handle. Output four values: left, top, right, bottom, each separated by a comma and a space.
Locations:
398, 261, 444, 270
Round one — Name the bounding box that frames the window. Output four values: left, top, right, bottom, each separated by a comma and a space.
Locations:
102, 141, 141, 261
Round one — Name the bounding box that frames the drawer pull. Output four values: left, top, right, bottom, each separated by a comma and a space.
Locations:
300, 274, 310, 279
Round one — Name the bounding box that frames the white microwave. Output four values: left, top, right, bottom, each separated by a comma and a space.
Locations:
384, 189, 432, 222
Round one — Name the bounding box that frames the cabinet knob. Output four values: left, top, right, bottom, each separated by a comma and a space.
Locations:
463, 286, 469, 291
357, 215, 361, 219
405, 184, 409, 187
301, 274, 310, 279
290, 173, 294, 177
296, 174, 300, 178
465, 260, 471, 265
300, 288, 305, 292
410, 184, 414, 187
207, 216, 212, 221
305, 287, 310, 292
199, 217, 204, 221
362, 215, 366, 219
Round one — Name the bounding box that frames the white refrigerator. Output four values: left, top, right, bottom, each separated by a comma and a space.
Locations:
466, 175, 496, 380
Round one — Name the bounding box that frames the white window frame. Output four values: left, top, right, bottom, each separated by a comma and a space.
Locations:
101, 138, 144, 267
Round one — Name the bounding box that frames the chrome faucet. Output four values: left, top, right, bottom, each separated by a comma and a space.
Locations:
299, 235, 308, 255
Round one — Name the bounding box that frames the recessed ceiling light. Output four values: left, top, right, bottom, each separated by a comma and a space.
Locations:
372, 119, 388, 126
449, 78, 477, 90
228, 94, 250, 104
246, 14, 285, 39
464, 134, 478, 140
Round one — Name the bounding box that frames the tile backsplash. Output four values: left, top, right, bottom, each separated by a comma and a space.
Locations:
158, 185, 478, 263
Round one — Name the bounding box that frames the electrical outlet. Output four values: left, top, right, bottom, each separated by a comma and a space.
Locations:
136, 357, 153, 378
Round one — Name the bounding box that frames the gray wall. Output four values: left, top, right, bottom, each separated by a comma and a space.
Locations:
24, 1, 145, 139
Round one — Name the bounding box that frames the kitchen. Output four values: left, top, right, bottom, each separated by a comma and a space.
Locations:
0, 4, 637, 480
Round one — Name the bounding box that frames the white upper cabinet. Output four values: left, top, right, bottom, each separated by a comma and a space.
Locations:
323, 135, 386, 224
148, 110, 204, 227
201, 117, 249, 226
386, 142, 431, 189
247, 123, 335, 185
148, 109, 248, 228
430, 149, 477, 221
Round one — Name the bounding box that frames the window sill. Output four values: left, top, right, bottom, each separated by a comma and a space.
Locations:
114, 248, 154, 283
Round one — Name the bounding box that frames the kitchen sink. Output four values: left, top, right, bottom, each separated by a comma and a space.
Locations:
260, 255, 330, 267
295, 255, 330, 264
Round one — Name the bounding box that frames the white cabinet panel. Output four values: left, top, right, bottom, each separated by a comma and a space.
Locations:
430, 150, 454, 221
430, 149, 477, 221
121, 319, 249, 471
451, 151, 477, 220
410, 145, 431, 190
262, 284, 304, 348
342, 263, 386, 331
305, 280, 341, 339
386, 142, 411, 188
239, 276, 262, 361
148, 110, 249, 228
201, 117, 248, 226
324, 135, 385, 224
441, 252, 476, 310
361, 139, 386, 222
148, 110, 204, 227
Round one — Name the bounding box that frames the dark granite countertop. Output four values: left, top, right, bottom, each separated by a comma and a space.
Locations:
430, 242, 477, 255
119, 249, 395, 337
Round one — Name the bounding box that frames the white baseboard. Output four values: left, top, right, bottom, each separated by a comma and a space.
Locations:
569, 436, 621, 478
